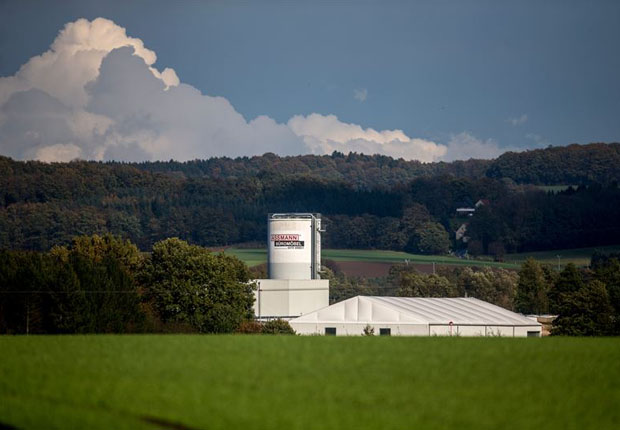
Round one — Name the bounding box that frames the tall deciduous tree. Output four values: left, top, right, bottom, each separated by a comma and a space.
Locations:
143, 238, 254, 333
51, 233, 143, 272
515, 258, 549, 314
398, 272, 458, 298
408, 222, 450, 255
457, 267, 518, 310
548, 263, 584, 314
592, 257, 620, 334
552, 280, 614, 336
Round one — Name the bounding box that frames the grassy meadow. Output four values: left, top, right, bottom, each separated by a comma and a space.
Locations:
504, 245, 620, 267
225, 248, 519, 269
0, 335, 618, 430
224, 245, 620, 271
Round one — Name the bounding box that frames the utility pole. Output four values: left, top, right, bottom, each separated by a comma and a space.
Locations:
25, 300, 30, 336
257, 281, 261, 321
556, 255, 561, 271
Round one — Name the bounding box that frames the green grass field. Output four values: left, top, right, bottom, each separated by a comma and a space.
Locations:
0, 336, 618, 430
505, 245, 620, 267
225, 245, 620, 271
225, 248, 519, 269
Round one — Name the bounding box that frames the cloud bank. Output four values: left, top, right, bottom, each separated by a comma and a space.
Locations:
0, 17, 504, 163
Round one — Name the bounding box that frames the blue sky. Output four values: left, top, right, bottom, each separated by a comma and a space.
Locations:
1, 0, 619, 162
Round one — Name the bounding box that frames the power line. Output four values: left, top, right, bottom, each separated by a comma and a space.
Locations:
0, 290, 143, 294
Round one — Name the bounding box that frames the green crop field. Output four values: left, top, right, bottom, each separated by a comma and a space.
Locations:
505, 244, 620, 267
226, 244, 620, 271
225, 248, 519, 269
0, 336, 618, 430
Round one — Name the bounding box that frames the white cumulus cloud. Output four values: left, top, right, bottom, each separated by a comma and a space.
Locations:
442, 132, 517, 161
0, 17, 496, 163
0, 17, 177, 109
288, 114, 447, 162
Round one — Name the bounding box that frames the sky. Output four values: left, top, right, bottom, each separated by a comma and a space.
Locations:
0, 0, 619, 163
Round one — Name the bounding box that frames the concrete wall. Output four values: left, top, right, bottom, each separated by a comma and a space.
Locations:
430, 324, 542, 337
455, 325, 486, 337
290, 322, 429, 336
291, 322, 543, 337
254, 279, 329, 319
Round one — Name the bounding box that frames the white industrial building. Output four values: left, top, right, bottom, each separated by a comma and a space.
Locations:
253, 213, 329, 319
254, 279, 329, 319
253, 213, 542, 337
289, 296, 542, 337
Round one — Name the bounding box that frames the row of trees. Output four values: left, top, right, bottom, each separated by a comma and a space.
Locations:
0, 235, 256, 334
1, 234, 618, 336
326, 254, 620, 336
486, 143, 620, 185
135, 142, 620, 186
515, 256, 619, 335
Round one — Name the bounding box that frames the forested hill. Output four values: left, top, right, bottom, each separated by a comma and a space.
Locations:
128, 142, 620, 187
486, 143, 620, 185
130, 152, 491, 189
1, 142, 620, 253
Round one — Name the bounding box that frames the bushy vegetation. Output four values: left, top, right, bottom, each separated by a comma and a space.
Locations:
325, 260, 519, 310
262, 319, 296, 335
512, 256, 620, 336
325, 251, 620, 336
0, 234, 255, 334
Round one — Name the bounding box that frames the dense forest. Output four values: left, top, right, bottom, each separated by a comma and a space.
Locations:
1, 142, 619, 254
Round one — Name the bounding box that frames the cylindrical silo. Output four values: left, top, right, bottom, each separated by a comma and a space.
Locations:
268, 213, 322, 280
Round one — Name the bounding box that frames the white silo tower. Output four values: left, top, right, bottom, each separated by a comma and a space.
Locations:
268, 213, 322, 280
253, 213, 329, 320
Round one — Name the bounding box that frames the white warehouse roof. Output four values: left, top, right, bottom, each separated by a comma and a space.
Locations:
289, 296, 542, 337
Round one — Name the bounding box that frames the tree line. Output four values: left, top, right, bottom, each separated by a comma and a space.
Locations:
326, 253, 620, 336
1, 143, 620, 255
131, 142, 620, 186
0, 234, 255, 334
1, 234, 618, 336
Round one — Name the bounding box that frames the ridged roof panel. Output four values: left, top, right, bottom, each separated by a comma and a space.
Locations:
369, 297, 539, 326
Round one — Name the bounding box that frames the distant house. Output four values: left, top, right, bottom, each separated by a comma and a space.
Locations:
456, 199, 489, 217
456, 207, 475, 216
455, 223, 469, 242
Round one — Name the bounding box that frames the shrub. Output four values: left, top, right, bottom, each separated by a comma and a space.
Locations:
262, 319, 296, 335
236, 320, 263, 334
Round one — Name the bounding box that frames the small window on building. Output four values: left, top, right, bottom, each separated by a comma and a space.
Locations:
379, 328, 391, 336
527, 331, 540, 338
325, 327, 336, 336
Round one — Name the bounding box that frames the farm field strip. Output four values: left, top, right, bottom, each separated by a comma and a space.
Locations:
224, 248, 519, 269
0, 335, 618, 430
224, 245, 620, 270
505, 244, 620, 267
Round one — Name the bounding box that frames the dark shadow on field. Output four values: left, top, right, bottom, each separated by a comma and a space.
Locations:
141, 415, 202, 430
0, 420, 19, 430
